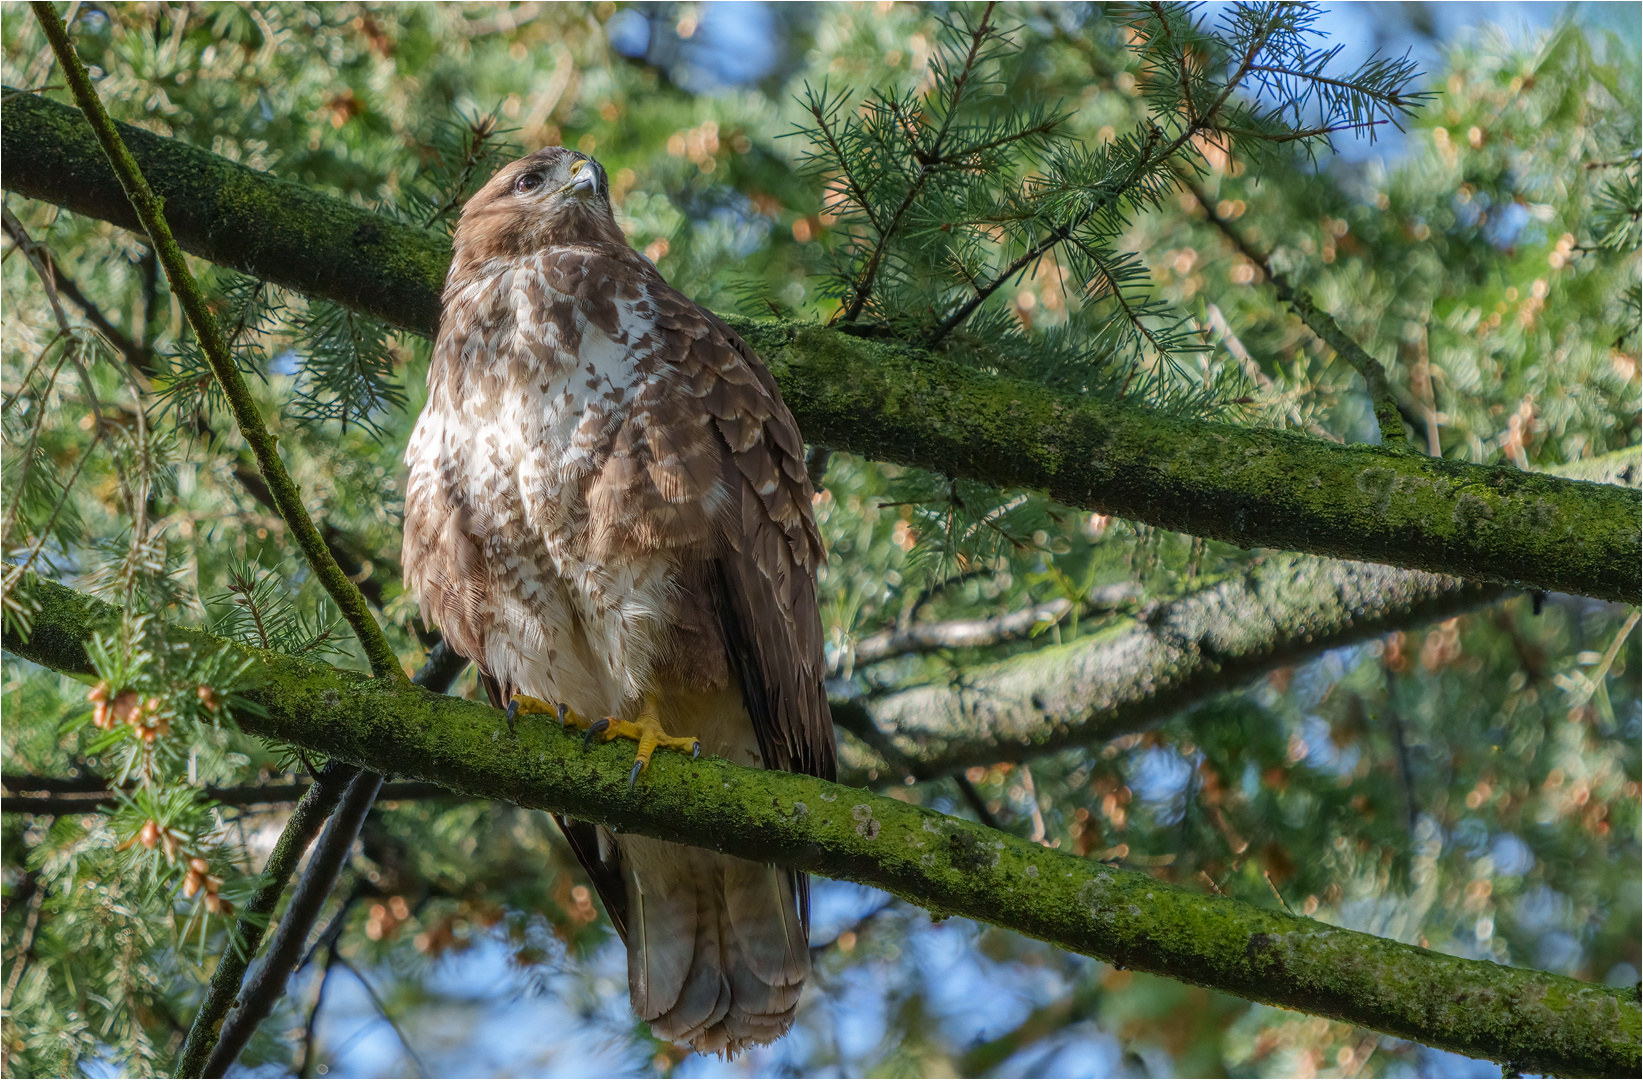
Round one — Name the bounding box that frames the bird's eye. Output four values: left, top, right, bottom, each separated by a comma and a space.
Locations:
570, 160, 585, 176
514, 173, 543, 195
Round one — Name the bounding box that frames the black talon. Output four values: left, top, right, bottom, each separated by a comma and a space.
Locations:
555, 702, 570, 728
628, 759, 645, 791
505, 699, 520, 723
584, 717, 611, 749
691, 740, 702, 759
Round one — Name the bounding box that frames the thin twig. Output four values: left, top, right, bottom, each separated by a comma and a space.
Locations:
1, 206, 152, 586
198, 769, 383, 1078
330, 955, 429, 1078
5, 425, 102, 583
296, 947, 338, 1079
30, 2, 410, 686
841, 2, 1001, 323
926, 4, 1381, 349
1184, 172, 1408, 446
1, 209, 152, 374
951, 772, 1002, 832
0, 341, 70, 555
1264, 870, 1296, 915
173, 761, 357, 1077
1, 215, 154, 374
927, 121, 1162, 345
1, 209, 151, 514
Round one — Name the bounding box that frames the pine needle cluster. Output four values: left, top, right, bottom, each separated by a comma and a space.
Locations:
794, 2, 1424, 412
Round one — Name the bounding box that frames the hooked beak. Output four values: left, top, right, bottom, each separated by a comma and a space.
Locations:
562, 162, 600, 198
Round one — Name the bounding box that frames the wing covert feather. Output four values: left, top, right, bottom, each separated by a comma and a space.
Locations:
641, 280, 835, 783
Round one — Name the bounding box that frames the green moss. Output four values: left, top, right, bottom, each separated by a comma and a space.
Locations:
7, 88, 1636, 601
4, 572, 1636, 1076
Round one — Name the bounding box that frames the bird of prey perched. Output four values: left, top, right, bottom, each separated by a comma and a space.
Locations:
401, 146, 835, 1055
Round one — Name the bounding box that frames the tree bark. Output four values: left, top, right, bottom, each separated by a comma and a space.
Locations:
2, 88, 1637, 603
837, 554, 1506, 781
833, 448, 1640, 783
3, 572, 1637, 1078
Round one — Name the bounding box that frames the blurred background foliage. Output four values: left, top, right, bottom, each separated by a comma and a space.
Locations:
1, 2, 1638, 1077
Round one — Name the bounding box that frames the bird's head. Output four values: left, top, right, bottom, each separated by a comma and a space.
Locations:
451, 147, 627, 265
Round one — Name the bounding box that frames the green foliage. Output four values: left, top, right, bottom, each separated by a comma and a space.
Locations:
1, 3, 1637, 1078
206, 551, 343, 658
794, 2, 1423, 417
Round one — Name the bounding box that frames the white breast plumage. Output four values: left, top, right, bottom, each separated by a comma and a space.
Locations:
403, 252, 677, 715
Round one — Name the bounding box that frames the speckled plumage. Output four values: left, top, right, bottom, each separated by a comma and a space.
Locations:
402, 147, 834, 1055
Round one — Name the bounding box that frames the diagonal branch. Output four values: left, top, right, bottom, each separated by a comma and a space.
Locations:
197, 768, 384, 1078
0, 211, 153, 374
1, 88, 1637, 602
23, 15, 409, 686
1183, 171, 1408, 446
3, 570, 1635, 1078
834, 553, 1506, 783
173, 760, 357, 1078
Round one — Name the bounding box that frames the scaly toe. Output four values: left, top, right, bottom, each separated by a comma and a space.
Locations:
507, 694, 558, 720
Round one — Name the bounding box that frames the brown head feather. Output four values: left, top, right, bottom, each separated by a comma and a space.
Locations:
450, 147, 629, 273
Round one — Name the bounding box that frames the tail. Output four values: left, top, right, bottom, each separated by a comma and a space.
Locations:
620, 834, 809, 1055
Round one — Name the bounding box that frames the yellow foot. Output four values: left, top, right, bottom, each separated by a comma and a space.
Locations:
505, 694, 592, 732
584, 698, 701, 790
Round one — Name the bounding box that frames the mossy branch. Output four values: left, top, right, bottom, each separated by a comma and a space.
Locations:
26, 9, 408, 688
3, 572, 1637, 1078
2, 88, 1637, 602
840, 449, 1640, 784
838, 554, 1507, 783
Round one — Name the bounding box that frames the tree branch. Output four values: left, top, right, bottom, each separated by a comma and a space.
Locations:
1183, 173, 1408, 447
2, 88, 1636, 602
3, 572, 1636, 1077
199, 768, 383, 1078
841, 1, 999, 323
837, 554, 1507, 783
829, 447, 1632, 788
173, 760, 356, 1078
0, 777, 451, 815
30, 8, 409, 687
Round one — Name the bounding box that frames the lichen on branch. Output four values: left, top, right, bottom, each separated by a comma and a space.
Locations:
838, 554, 1507, 782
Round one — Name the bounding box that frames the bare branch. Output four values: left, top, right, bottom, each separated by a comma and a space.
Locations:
1183, 172, 1408, 446
847, 598, 1073, 668
0, 778, 453, 816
